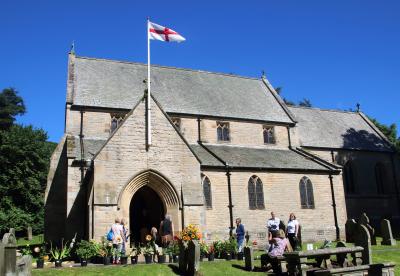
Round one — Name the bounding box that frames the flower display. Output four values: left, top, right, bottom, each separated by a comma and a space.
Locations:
146, 234, 153, 242
179, 224, 201, 242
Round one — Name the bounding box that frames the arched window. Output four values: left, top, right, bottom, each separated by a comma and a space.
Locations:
375, 163, 386, 194
248, 175, 264, 210
343, 161, 356, 194
217, 122, 230, 141
110, 113, 125, 133
299, 176, 315, 209
202, 174, 212, 209
263, 126, 276, 144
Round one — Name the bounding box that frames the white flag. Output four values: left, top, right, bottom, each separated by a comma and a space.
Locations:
148, 21, 186, 42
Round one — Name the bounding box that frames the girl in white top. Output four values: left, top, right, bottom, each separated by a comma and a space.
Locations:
286, 213, 299, 250
111, 218, 124, 264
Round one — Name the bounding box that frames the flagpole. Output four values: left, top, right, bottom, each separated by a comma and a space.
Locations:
147, 17, 152, 148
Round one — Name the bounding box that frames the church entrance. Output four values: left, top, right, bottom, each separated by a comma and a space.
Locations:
129, 186, 165, 245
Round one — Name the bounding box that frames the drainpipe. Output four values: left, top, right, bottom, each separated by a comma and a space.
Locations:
226, 165, 234, 236
180, 186, 185, 230
330, 151, 335, 163
329, 174, 340, 240
286, 126, 292, 149
79, 110, 87, 239
197, 117, 201, 143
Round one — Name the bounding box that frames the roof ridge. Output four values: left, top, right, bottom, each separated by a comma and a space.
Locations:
75, 55, 260, 81
289, 105, 357, 115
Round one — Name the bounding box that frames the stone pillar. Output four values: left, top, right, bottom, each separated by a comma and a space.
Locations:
244, 246, 254, 271
380, 219, 396, 246
1, 230, 17, 276
27, 226, 32, 241
187, 240, 200, 276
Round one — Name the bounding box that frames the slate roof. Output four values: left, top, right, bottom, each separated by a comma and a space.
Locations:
289, 106, 393, 152
71, 56, 294, 124
190, 144, 332, 171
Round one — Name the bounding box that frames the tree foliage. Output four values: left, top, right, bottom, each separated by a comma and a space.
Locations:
368, 116, 400, 152
275, 87, 312, 107
0, 88, 56, 235
0, 88, 26, 130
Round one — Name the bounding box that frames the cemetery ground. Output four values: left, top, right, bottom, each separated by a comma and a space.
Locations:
30, 238, 400, 276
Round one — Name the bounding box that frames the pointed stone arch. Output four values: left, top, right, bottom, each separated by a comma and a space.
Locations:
117, 170, 181, 233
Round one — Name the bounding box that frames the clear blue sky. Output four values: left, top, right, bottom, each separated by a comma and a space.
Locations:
1, 0, 399, 142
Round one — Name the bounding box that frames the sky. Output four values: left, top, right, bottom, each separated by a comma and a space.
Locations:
1, 0, 399, 142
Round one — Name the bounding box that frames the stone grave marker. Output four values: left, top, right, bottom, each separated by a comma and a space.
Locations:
16, 255, 32, 276
244, 246, 254, 271
335, 241, 350, 267
345, 219, 357, 243
381, 219, 396, 246
1, 229, 17, 276
359, 213, 376, 245
27, 226, 32, 241
354, 224, 372, 265
187, 240, 200, 276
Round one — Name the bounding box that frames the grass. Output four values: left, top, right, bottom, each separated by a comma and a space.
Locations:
31, 237, 400, 275
17, 234, 44, 246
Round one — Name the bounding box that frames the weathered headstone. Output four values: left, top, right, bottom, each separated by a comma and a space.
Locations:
178, 243, 188, 273
187, 240, 200, 276
335, 241, 349, 267
354, 225, 372, 265
1, 229, 17, 276
27, 226, 32, 241
345, 219, 357, 243
244, 246, 254, 271
359, 213, 377, 245
381, 219, 396, 246
16, 255, 32, 276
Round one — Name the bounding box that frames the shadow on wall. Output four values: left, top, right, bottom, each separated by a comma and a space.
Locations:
341, 128, 388, 151
44, 142, 68, 245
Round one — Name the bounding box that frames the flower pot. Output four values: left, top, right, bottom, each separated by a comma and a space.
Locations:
103, 256, 111, 265
173, 254, 179, 263
120, 256, 128, 265
208, 253, 214, 261
130, 256, 138, 265
145, 254, 153, 264
158, 255, 166, 263
54, 260, 62, 268
237, 252, 244, 260
36, 259, 44, 268
225, 253, 232, 261
81, 259, 88, 266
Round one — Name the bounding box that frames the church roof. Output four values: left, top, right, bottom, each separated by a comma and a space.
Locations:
289, 106, 393, 152
70, 56, 294, 124
190, 144, 334, 172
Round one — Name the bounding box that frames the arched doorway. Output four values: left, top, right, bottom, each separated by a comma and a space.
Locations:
129, 186, 165, 245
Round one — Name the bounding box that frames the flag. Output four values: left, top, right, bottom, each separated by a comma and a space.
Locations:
148, 21, 186, 42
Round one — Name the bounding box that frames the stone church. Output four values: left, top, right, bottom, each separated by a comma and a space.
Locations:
44, 52, 400, 244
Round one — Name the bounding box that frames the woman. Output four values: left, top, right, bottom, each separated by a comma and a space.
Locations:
111, 218, 124, 264
160, 214, 174, 247
235, 218, 245, 254
286, 213, 299, 250
120, 218, 128, 256
261, 230, 290, 270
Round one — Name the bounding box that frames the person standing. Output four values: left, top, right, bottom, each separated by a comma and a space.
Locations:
160, 214, 174, 247
286, 213, 299, 250
111, 218, 124, 264
235, 218, 245, 254
120, 218, 128, 256
267, 212, 280, 233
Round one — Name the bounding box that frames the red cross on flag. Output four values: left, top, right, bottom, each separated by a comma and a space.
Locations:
148, 21, 186, 42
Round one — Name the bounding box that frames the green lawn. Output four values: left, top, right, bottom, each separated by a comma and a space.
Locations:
17, 234, 44, 246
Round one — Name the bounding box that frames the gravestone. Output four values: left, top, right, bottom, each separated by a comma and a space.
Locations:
335, 241, 350, 267
359, 213, 377, 245
296, 225, 302, 250
16, 255, 32, 276
279, 220, 286, 233
354, 225, 372, 265
178, 243, 188, 273
187, 240, 200, 276
244, 246, 254, 271
381, 219, 396, 246
27, 227, 32, 241
345, 219, 357, 243
1, 229, 17, 276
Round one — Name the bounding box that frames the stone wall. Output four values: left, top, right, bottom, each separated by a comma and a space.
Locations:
202, 170, 347, 243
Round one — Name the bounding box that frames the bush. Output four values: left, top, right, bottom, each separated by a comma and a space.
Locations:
76, 240, 97, 260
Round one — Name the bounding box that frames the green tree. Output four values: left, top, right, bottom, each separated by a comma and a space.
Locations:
0, 125, 56, 234
298, 98, 312, 107
368, 116, 400, 152
0, 88, 26, 130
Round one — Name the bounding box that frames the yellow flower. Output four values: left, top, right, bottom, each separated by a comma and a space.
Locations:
146, 235, 152, 241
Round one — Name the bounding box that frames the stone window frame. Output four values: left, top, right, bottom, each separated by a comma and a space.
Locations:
248, 175, 265, 210
217, 121, 230, 142
263, 125, 276, 144
201, 174, 212, 209
299, 176, 315, 209
110, 113, 125, 133
171, 117, 181, 131
343, 160, 357, 194
375, 162, 386, 194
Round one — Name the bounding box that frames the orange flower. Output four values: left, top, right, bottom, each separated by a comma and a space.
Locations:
146, 235, 152, 241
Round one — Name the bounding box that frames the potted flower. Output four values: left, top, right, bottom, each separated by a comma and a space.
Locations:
120, 251, 128, 265
228, 236, 238, 259
33, 244, 47, 268
97, 238, 113, 265
199, 241, 208, 261
129, 245, 141, 265
76, 240, 97, 266
171, 240, 180, 262
207, 244, 215, 261
142, 235, 155, 264
50, 240, 71, 268
156, 247, 166, 264
213, 240, 223, 259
